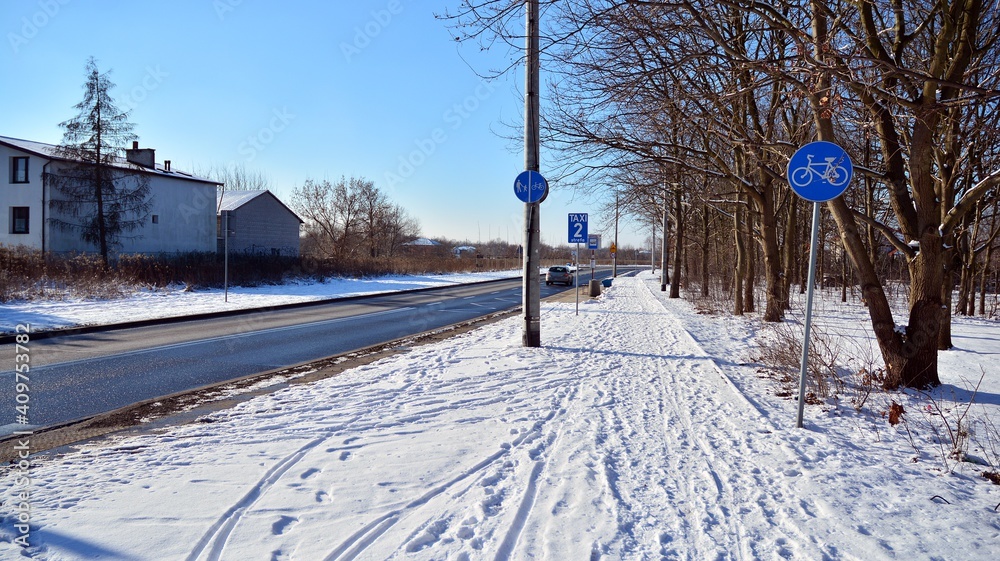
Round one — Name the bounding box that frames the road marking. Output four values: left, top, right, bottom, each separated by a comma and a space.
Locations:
25, 308, 416, 371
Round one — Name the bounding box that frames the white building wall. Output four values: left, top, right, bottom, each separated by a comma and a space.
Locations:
0, 144, 45, 249
123, 176, 217, 254
0, 145, 217, 255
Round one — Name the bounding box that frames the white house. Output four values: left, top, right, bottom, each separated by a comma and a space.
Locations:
217, 189, 303, 257
0, 135, 219, 255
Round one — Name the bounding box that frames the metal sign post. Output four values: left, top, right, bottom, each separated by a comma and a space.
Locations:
575, 243, 580, 315
569, 213, 588, 316
224, 211, 230, 303
788, 141, 853, 429
587, 234, 599, 280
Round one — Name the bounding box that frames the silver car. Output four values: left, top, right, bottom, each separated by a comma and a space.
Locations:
545, 266, 573, 286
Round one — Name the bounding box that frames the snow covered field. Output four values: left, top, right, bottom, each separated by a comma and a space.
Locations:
2, 272, 999, 560
0, 271, 520, 334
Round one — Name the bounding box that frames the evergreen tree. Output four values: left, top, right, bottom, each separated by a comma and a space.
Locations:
47, 57, 151, 267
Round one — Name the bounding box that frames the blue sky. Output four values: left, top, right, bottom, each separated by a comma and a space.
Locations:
3, 0, 643, 248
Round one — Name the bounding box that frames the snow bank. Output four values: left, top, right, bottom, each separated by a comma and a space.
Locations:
0, 271, 521, 334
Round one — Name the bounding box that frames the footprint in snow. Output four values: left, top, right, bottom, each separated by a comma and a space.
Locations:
405, 520, 448, 552
271, 515, 298, 536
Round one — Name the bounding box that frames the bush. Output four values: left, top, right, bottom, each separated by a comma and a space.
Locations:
753, 320, 844, 402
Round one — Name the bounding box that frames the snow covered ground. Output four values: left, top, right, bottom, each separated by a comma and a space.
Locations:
2, 272, 999, 560
0, 271, 521, 334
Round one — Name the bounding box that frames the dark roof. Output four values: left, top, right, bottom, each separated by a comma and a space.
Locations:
216, 189, 304, 223
0, 134, 220, 186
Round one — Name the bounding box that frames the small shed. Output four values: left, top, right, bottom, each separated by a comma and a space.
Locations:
217, 189, 303, 257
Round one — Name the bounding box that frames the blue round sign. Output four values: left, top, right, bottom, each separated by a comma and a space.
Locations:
514, 170, 548, 203
787, 141, 853, 202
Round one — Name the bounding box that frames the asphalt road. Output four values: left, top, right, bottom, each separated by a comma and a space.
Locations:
3, 268, 632, 435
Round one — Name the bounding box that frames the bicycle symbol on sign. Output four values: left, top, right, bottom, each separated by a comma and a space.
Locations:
789, 154, 850, 189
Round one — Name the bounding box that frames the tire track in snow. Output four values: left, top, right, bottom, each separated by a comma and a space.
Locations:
637, 279, 854, 559
322, 446, 508, 560
185, 375, 427, 560
486, 379, 578, 560
556, 283, 701, 557
581, 278, 803, 558
491, 459, 545, 561
322, 369, 579, 559
186, 435, 327, 561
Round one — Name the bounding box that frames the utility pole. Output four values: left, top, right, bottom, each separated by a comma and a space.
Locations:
224, 210, 230, 303
613, 191, 619, 278
522, 0, 542, 347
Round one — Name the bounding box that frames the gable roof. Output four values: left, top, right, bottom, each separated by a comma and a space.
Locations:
217, 189, 304, 223
404, 237, 442, 246
0, 134, 220, 186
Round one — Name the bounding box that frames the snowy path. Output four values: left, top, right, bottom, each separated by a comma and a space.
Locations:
3, 276, 998, 560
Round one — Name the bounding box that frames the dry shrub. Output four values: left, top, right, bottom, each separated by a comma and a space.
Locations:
753, 320, 843, 401
0, 246, 518, 303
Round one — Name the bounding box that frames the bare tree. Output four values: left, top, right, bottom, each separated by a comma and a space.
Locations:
291, 176, 419, 259
204, 162, 271, 193
446, 0, 1000, 388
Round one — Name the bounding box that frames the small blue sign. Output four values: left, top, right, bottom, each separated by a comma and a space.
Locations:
568, 213, 588, 244
587, 234, 599, 250
514, 170, 548, 203
787, 141, 853, 202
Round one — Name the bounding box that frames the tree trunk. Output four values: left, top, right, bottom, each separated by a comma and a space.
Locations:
939, 227, 963, 349
903, 235, 945, 386
94, 164, 109, 268
734, 197, 745, 315
660, 195, 669, 292
701, 204, 710, 298
743, 202, 756, 313
670, 189, 682, 298
980, 257, 993, 317
758, 177, 785, 321
840, 250, 848, 303
799, 200, 808, 294
781, 196, 797, 310
744, 239, 755, 313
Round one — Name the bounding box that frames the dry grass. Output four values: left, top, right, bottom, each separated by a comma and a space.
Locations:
753, 320, 844, 402
0, 246, 519, 303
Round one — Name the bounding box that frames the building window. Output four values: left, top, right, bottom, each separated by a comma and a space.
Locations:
11, 157, 29, 184
151, 214, 159, 224
11, 207, 29, 234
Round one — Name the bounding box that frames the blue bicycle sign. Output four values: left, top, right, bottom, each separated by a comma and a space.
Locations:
787, 141, 853, 202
